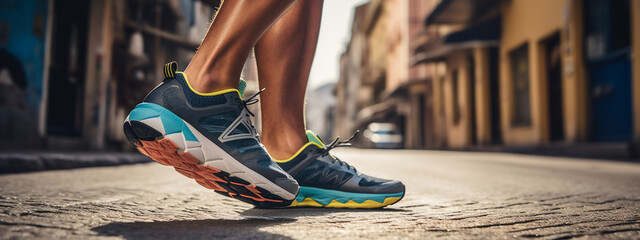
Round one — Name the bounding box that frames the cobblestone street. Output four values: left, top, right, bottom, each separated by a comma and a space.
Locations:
1, 149, 640, 239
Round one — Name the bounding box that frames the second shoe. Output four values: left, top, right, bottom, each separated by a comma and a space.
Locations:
275, 130, 405, 208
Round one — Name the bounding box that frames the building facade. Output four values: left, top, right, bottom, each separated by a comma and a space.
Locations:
0, 0, 221, 150
337, 0, 640, 157
336, 0, 438, 149
414, 0, 640, 155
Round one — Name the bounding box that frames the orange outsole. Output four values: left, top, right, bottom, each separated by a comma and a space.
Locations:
137, 138, 282, 203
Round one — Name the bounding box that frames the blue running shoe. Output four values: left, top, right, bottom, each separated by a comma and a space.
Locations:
275, 130, 405, 208
123, 62, 298, 208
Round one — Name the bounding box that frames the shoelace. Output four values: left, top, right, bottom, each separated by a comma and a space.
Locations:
236, 88, 264, 117
320, 130, 360, 171
235, 88, 264, 139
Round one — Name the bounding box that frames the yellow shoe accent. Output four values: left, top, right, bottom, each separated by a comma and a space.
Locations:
289, 197, 324, 207
272, 130, 326, 163
164, 61, 177, 78
272, 142, 324, 163
289, 196, 402, 209
324, 197, 402, 208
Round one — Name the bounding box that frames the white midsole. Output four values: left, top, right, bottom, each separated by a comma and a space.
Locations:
125, 116, 295, 200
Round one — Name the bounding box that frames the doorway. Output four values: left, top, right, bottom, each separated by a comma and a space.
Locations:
417, 92, 426, 148
584, 0, 632, 141
468, 53, 477, 144
46, 0, 90, 136
488, 47, 502, 144
543, 33, 564, 141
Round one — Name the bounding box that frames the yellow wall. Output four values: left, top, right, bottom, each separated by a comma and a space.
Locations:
473, 47, 492, 144
385, 0, 410, 91
366, 9, 387, 85
633, 0, 640, 140
499, 0, 587, 145
563, 0, 588, 143
444, 51, 473, 147
432, 0, 637, 148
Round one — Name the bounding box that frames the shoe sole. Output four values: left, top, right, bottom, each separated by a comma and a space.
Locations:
123, 103, 295, 208
289, 186, 404, 209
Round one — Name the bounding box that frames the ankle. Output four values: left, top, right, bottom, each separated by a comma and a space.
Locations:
184, 61, 238, 93
262, 131, 308, 160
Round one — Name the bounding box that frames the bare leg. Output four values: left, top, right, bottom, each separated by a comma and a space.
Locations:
184, 0, 298, 93
255, 0, 323, 159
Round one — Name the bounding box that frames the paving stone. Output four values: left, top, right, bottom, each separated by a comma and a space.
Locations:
1, 149, 639, 239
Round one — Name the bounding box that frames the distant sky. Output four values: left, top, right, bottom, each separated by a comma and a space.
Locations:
308, 0, 369, 89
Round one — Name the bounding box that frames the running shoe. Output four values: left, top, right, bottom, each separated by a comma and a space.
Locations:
275, 130, 405, 208
123, 62, 298, 208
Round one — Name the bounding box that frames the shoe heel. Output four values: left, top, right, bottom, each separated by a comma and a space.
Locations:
124, 121, 163, 141
124, 103, 166, 147
123, 121, 141, 146
126, 103, 198, 144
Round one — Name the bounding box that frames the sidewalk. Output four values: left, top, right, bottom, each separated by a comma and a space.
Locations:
460, 141, 637, 160
1, 149, 640, 239
0, 152, 150, 173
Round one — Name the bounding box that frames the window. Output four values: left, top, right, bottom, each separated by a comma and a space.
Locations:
585, 0, 631, 60
510, 43, 532, 126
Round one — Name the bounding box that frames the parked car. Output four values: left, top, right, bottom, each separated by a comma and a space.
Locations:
362, 122, 403, 149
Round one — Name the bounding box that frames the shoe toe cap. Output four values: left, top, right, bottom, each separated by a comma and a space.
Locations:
376, 180, 405, 194
275, 177, 300, 199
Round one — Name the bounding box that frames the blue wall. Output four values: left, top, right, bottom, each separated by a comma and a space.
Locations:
0, 0, 48, 147
0, 0, 48, 109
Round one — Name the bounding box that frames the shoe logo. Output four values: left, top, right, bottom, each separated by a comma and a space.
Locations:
302, 162, 353, 187
218, 109, 257, 143
320, 168, 352, 187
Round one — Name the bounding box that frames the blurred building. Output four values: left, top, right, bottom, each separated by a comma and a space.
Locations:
337, 0, 640, 157
336, 0, 440, 148
335, 3, 368, 143
414, 0, 503, 148
305, 83, 336, 141
0, 0, 221, 150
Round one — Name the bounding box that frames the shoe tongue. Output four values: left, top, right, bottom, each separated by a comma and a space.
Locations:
238, 79, 247, 97
306, 130, 325, 148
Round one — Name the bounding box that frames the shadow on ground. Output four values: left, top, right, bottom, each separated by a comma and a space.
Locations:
91, 207, 409, 239
240, 206, 409, 218
92, 218, 296, 240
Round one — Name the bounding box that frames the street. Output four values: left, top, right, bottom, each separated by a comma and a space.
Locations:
1, 149, 640, 239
